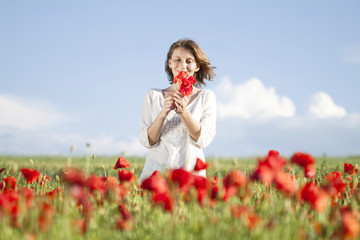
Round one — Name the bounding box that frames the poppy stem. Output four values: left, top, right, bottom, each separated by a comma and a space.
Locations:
102, 165, 107, 178
85, 143, 91, 177
85, 155, 90, 177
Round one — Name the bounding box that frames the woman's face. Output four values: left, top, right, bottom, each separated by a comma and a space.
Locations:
168, 47, 199, 79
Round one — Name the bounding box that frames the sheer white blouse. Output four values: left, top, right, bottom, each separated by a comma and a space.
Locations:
138, 88, 216, 181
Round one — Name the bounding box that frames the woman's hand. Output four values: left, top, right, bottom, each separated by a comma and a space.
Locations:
147, 92, 175, 146
174, 91, 201, 142
160, 94, 176, 117
174, 92, 189, 113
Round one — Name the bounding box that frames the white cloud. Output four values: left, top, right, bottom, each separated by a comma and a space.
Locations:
308, 92, 347, 119
212, 115, 360, 157
215, 77, 296, 119
86, 134, 147, 156
0, 93, 147, 156
0, 94, 71, 130
0, 129, 147, 156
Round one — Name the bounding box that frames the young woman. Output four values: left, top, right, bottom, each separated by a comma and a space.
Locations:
138, 39, 216, 182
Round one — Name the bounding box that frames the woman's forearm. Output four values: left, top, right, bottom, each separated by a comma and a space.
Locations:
147, 112, 167, 146
178, 109, 201, 142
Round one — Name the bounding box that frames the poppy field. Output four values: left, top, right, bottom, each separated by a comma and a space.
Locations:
0, 151, 359, 240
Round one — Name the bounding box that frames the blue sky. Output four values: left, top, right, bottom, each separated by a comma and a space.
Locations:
1, 0, 360, 157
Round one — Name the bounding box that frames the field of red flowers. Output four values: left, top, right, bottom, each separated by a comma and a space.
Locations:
0, 151, 359, 239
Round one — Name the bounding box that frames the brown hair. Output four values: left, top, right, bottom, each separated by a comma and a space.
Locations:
165, 39, 216, 87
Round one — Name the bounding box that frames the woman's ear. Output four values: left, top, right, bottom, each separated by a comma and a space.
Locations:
195, 64, 200, 72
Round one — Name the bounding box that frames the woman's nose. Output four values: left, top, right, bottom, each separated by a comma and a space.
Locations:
179, 61, 187, 70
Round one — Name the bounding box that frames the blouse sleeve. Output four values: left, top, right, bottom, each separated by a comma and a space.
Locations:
139, 90, 159, 148
190, 90, 217, 149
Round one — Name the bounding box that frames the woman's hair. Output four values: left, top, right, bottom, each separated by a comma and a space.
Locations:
165, 39, 216, 87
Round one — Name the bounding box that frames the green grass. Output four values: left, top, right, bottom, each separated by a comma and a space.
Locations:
1, 154, 357, 179
0, 154, 359, 240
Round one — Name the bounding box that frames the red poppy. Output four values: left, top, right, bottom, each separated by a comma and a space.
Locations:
47, 187, 62, 200
223, 169, 247, 188
323, 171, 346, 198
250, 162, 276, 185
117, 205, 133, 231
113, 156, 131, 169
300, 182, 329, 213
304, 164, 316, 179
117, 184, 128, 199
344, 163, 358, 175
62, 167, 85, 186
194, 158, 209, 171
0, 190, 19, 227
290, 152, 315, 168
104, 176, 118, 191
85, 175, 106, 194
141, 170, 170, 195
70, 185, 86, 202
173, 71, 188, 83
169, 168, 195, 194
210, 176, 219, 201
153, 192, 173, 212
196, 187, 209, 204
20, 168, 40, 184
38, 202, 53, 232
70, 185, 93, 219
347, 175, 357, 194
118, 170, 135, 183
223, 185, 239, 202
118, 204, 132, 220
0, 168, 5, 174
250, 150, 287, 184
211, 175, 218, 185
223, 169, 248, 201
20, 187, 35, 208
193, 175, 207, 190
341, 208, 359, 238
325, 171, 343, 180
1, 176, 17, 191
181, 76, 196, 96
173, 71, 196, 96
193, 175, 210, 204
291, 152, 317, 178
274, 171, 297, 196
265, 150, 287, 171
103, 177, 127, 200
40, 174, 51, 186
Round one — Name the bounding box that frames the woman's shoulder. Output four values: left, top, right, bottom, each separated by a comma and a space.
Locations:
145, 88, 163, 97
199, 88, 216, 99
147, 88, 162, 94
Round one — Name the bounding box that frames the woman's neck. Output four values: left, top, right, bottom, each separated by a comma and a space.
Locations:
167, 84, 179, 92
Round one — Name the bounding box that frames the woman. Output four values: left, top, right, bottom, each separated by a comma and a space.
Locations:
138, 39, 216, 182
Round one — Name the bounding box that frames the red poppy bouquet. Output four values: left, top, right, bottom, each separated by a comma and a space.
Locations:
173, 71, 196, 96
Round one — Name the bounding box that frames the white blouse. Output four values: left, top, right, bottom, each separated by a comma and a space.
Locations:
138, 88, 216, 179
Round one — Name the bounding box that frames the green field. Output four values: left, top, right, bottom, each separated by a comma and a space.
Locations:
1, 154, 358, 179
0, 153, 359, 240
